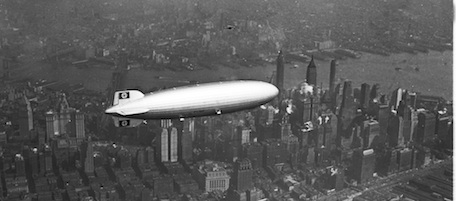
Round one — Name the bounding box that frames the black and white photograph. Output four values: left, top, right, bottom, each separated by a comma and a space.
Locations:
0, 0, 452, 200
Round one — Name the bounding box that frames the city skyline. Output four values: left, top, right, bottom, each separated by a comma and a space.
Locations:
0, 0, 452, 201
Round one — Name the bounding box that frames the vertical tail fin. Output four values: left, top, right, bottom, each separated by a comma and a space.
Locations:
113, 90, 144, 106
112, 117, 143, 127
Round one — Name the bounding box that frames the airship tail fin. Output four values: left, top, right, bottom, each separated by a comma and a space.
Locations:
113, 90, 144, 106
112, 117, 143, 127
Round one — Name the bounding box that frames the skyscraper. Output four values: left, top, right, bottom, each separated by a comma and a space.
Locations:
416, 111, 436, 144
262, 139, 288, 167
83, 137, 94, 175
181, 120, 193, 162
29, 148, 39, 177
44, 93, 85, 142
75, 112, 85, 140
306, 56, 317, 86
280, 122, 292, 142
339, 81, 356, 135
161, 119, 172, 128
159, 128, 169, 162
378, 104, 390, 136
15, 154, 25, 177
360, 83, 370, 109
302, 98, 313, 123
232, 158, 253, 191
364, 119, 380, 149
352, 149, 375, 184
158, 126, 179, 162
44, 144, 53, 174
45, 111, 57, 142
329, 60, 336, 95
242, 142, 263, 170
276, 50, 285, 98
169, 127, 178, 162
387, 115, 400, 147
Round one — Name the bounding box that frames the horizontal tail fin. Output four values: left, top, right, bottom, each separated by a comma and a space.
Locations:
113, 90, 144, 106
112, 117, 143, 127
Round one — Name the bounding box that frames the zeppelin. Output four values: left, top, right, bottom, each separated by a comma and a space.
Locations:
105, 80, 279, 127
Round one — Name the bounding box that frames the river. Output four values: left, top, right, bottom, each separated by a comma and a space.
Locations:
9, 50, 453, 100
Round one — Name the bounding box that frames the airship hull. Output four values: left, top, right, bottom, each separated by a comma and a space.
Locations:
126, 97, 272, 119
106, 80, 279, 120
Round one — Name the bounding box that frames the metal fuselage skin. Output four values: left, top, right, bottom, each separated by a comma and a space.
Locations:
105, 80, 279, 120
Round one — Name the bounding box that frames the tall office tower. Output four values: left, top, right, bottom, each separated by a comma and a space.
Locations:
45, 111, 57, 142
44, 144, 53, 174
436, 114, 450, 141
320, 113, 337, 150
241, 128, 251, 145
329, 60, 336, 95
161, 119, 172, 128
287, 135, 299, 167
378, 104, 389, 136
267, 105, 275, 125
397, 116, 405, 146
369, 84, 379, 100
15, 154, 25, 177
276, 50, 285, 100
181, 121, 193, 162
75, 112, 85, 140
242, 142, 263, 170
83, 137, 94, 175
302, 98, 313, 123
324, 166, 345, 191
184, 118, 196, 141
339, 81, 356, 136
408, 92, 417, 109
18, 96, 33, 138
18, 110, 31, 138
360, 83, 370, 110
280, 122, 292, 142
416, 111, 436, 144
56, 93, 71, 133
410, 109, 418, 142
352, 149, 375, 184
300, 124, 312, 147
397, 148, 412, 172
376, 149, 397, 176
316, 119, 325, 148
29, 148, 39, 176
232, 126, 243, 148
363, 120, 380, 149
169, 127, 178, 162
262, 139, 288, 167
387, 115, 400, 147
306, 56, 317, 86
45, 93, 85, 141
401, 106, 412, 143
232, 158, 253, 191
158, 128, 169, 162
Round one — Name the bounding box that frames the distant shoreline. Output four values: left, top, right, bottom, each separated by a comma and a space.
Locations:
8, 50, 453, 101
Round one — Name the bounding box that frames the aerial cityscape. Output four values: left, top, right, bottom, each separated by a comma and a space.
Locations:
0, 0, 452, 201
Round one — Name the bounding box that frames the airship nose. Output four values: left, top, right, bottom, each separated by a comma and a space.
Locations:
265, 83, 279, 97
